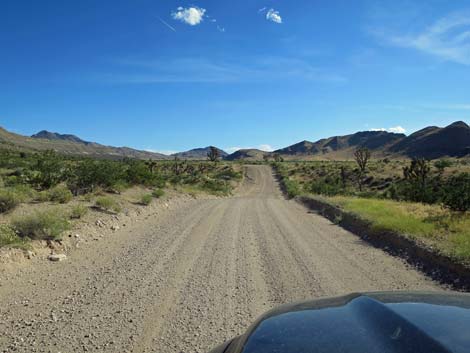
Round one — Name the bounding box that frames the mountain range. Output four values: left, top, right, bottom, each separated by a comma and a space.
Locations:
273, 121, 470, 160
0, 121, 469, 160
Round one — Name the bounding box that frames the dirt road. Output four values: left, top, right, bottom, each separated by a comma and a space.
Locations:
0, 165, 441, 352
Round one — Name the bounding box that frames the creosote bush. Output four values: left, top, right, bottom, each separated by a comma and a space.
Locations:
0, 190, 20, 213
48, 185, 73, 204
95, 196, 121, 213
0, 224, 28, 248
10, 185, 36, 202
34, 191, 50, 203
140, 194, 153, 206
152, 188, 165, 198
12, 209, 71, 240
443, 173, 470, 212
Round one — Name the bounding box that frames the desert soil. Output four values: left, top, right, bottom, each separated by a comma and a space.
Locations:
0, 165, 442, 353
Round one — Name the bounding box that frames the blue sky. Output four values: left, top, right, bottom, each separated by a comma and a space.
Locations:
1, 0, 469, 154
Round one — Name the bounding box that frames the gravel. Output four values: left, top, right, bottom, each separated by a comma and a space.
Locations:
0, 166, 443, 352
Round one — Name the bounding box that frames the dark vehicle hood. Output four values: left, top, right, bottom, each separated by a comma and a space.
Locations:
214, 292, 470, 353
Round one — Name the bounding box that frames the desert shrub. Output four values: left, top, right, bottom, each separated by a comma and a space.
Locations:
309, 180, 343, 196
34, 191, 50, 202
0, 190, 20, 213
125, 160, 158, 186
32, 150, 66, 189
140, 194, 153, 206
12, 209, 71, 240
434, 159, 452, 173
10, 184, 36, 202
401, 159, 440, 204
152, 176, 166, 189
443, 173, 470, 212
201, 178, 231, 195
215, 168, 242, 181
95, 196, 121, 213
48, 185, 73, 204
152, 188, 165, 198
69, 204, 88, 219
109, 181, 129, 194
0, 224, 28, 248
283, 179, 300, 198
67, 159, 126, 195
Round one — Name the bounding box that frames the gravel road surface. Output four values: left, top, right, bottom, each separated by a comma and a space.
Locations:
0, 165, 441, 353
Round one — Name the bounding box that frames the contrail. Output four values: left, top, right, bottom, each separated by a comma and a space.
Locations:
157, 16, 176, 32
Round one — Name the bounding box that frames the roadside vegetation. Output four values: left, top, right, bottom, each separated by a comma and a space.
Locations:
0, 149, 242, 249
273, 152, 470, 263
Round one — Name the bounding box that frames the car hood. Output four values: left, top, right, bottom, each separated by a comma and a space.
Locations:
220, 292, 470, 353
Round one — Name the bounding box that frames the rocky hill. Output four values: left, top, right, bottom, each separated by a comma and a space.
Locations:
0, 127, 168, 160
31, 130, 91, 144
275, 121, 470, 160
275, 131, 405, 159
225, 149, 269, 161
388, 121, 470, 159
172, 146, 228, 160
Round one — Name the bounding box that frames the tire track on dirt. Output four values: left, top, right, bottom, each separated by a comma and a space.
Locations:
0, 165, 444, 353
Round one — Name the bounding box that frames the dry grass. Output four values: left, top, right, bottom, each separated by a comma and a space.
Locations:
326, 196, 470, 264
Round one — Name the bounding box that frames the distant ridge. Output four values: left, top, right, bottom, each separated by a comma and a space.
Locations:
1, 120, 469, 161
225, 149, 268, 161
0, 127, 168, 160
388, 121, 470, 159
267, 121, 470, 160
172, 146, 228, 160
31, 130, 91, 145
274, 130, 405, 159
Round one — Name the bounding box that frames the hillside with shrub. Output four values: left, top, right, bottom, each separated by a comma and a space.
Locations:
273, 153, 470, 264
0, 149, 242, 249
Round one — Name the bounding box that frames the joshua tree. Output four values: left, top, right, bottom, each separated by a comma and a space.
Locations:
403, 158, 431, 202
173, 156, 181, 175
354, 147, 371, 191
145, 159, 158, 174
207, 146, 220, 163
273, 153, 284, 162
340, 165, 348, 189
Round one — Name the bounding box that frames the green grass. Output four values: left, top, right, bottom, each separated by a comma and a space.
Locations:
326, 196, 470, 263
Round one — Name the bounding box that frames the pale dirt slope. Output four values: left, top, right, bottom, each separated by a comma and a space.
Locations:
0, 166, 441, 353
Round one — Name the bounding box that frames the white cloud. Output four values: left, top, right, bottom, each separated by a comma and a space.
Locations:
225, 144, 274, 154
172, 6, 206, 26
258, 144, 275, 152
145, 149, 179, 155
266, 9, 282, 24
376, 11, 470, 65
371, 126, 407, 134
388, 126, 407, 133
